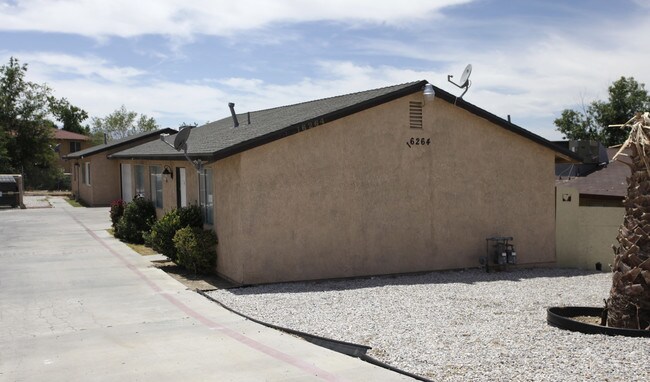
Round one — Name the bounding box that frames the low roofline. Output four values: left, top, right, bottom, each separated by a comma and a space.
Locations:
65, 128, 176, 159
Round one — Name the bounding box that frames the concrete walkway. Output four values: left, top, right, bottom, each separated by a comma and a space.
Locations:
0, 197, 413, 381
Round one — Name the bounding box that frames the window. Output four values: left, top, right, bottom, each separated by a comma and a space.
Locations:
149, 165, 163, 209
134, 165, 145, 197
69, 141, 81, 153
83, 162, 91, 185
199, 168, 214, 225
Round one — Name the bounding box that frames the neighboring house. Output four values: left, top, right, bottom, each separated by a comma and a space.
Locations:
111, 80, 579, 285
556, 145, 628, 271
64, 129, 175, 206
52, 129, 93, 173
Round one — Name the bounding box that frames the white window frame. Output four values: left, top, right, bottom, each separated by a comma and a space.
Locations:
149, 165, 163, 209
199, 168, 214, 225
83, 162, 91, 186
134, 165, 145, 198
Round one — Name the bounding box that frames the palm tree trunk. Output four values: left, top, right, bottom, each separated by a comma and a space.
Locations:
606, 113, 650, 330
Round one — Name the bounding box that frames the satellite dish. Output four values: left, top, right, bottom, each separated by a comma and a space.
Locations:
459, 64, 472, 88
447, 64, 473, 100
173, 126, 192, 151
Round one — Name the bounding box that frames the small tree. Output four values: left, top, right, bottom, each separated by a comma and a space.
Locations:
114, 197, 156, 244
173, 227, 217, 274
145, 205, 203, 261
91, 105, 158, 141
607, 112, 650, 330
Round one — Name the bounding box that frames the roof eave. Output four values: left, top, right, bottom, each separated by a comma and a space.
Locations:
433, 87, 582, 163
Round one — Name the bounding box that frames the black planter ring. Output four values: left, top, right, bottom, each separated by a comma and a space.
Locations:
547, 306, 650, 337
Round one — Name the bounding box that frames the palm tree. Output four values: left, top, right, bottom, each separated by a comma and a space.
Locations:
607, 112, 650, 330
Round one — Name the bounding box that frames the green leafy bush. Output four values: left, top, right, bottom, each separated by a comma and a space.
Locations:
173, 226, 217, 274
115, 197, 156, 244
146, 205, 203, 261
109, 199, 126, 228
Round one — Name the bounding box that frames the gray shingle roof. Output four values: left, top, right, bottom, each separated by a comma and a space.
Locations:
111, 81, 427, 161
110, 80, 580, 163
65, 128, 176, 159
556, 148, 629, 197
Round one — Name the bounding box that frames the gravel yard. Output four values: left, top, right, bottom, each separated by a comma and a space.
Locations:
207, 268, 650, 381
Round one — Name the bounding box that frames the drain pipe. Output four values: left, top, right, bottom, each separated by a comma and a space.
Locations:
228, 102, 239, 128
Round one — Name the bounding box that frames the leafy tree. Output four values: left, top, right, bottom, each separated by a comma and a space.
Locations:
49, 97, 89, 135
0, 57, 55, 176
555, 76, 650, 146
0, 57, 87, 189
91, 105, 158, 141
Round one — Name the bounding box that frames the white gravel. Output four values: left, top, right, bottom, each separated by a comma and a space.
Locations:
207, 268, 650, 381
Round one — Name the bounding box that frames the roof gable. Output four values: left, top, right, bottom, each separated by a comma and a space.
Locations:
111, 81, 579, 163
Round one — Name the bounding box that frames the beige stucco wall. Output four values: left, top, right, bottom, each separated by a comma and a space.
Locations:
555, 186, 623, 271
213, 95, 558, 284
69, 137, 164, 206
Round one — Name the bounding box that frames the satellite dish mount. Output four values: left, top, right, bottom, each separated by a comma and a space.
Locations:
160, 125, 203, 172
447, 64, 473, 101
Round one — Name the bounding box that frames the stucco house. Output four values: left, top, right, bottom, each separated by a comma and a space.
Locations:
556, 145, 627, 271
109, 80, 579, 285
65, 129, 175, 206
52, 128, 93, 173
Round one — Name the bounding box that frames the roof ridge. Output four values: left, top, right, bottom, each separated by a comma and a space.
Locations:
241, 80, 425, 116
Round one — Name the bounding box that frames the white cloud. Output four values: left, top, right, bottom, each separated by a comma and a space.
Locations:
0, 0, 472, 38
1, 52, 144, 83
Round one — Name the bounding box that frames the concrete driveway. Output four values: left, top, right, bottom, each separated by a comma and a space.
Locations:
0, 197, 413, 381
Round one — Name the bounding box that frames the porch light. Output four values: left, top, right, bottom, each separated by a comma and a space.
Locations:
162, 165, 173, 179
423, 83, 435, 102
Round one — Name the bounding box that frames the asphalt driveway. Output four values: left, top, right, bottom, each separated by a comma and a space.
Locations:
0, 197, 412, 381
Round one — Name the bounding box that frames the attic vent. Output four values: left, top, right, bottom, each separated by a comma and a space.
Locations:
409, 101, 423, 129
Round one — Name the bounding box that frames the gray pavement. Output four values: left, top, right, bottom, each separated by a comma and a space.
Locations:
0, 197, 413, 381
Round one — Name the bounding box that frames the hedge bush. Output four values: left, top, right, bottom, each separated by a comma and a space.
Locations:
145, 205, 203, 261
173, 226, 217, 274
115, 197, 156, 244
109, 199, 126, 228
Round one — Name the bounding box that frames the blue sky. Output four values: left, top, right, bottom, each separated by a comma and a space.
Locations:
1, 0, 649, 140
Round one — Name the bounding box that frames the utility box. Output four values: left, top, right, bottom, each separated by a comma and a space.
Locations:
0, 175, 20, 208
482, 236, 516, 272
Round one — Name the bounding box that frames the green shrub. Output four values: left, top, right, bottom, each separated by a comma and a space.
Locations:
146, 205, 203, 261
115, 197, 156, 244
173, 226, 217, 274
109, 199, 126, 228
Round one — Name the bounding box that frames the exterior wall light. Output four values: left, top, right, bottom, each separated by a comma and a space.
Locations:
423, 83, 435, 103
162, 165, 173, 179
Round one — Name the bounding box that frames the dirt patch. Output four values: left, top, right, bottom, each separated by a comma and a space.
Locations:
572, 315, 603, 325
152, 260, 236, 291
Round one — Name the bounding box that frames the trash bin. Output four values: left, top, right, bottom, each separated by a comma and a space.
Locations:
0, 175, 19, 207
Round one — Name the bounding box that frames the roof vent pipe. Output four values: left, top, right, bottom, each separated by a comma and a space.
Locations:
228, 102, 239, 128
247, 112, 251, 125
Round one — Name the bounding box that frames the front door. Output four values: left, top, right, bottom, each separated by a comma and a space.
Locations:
121, 164, 133, 202
176, 167, 187, 208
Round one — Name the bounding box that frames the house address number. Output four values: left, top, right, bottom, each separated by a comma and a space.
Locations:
406, 137, 431, 148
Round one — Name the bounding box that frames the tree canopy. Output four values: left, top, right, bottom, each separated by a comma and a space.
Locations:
91, 105, 158, 142
0, 57, 57, 176
555, 77, 650, 147
49, 97, 89, 135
